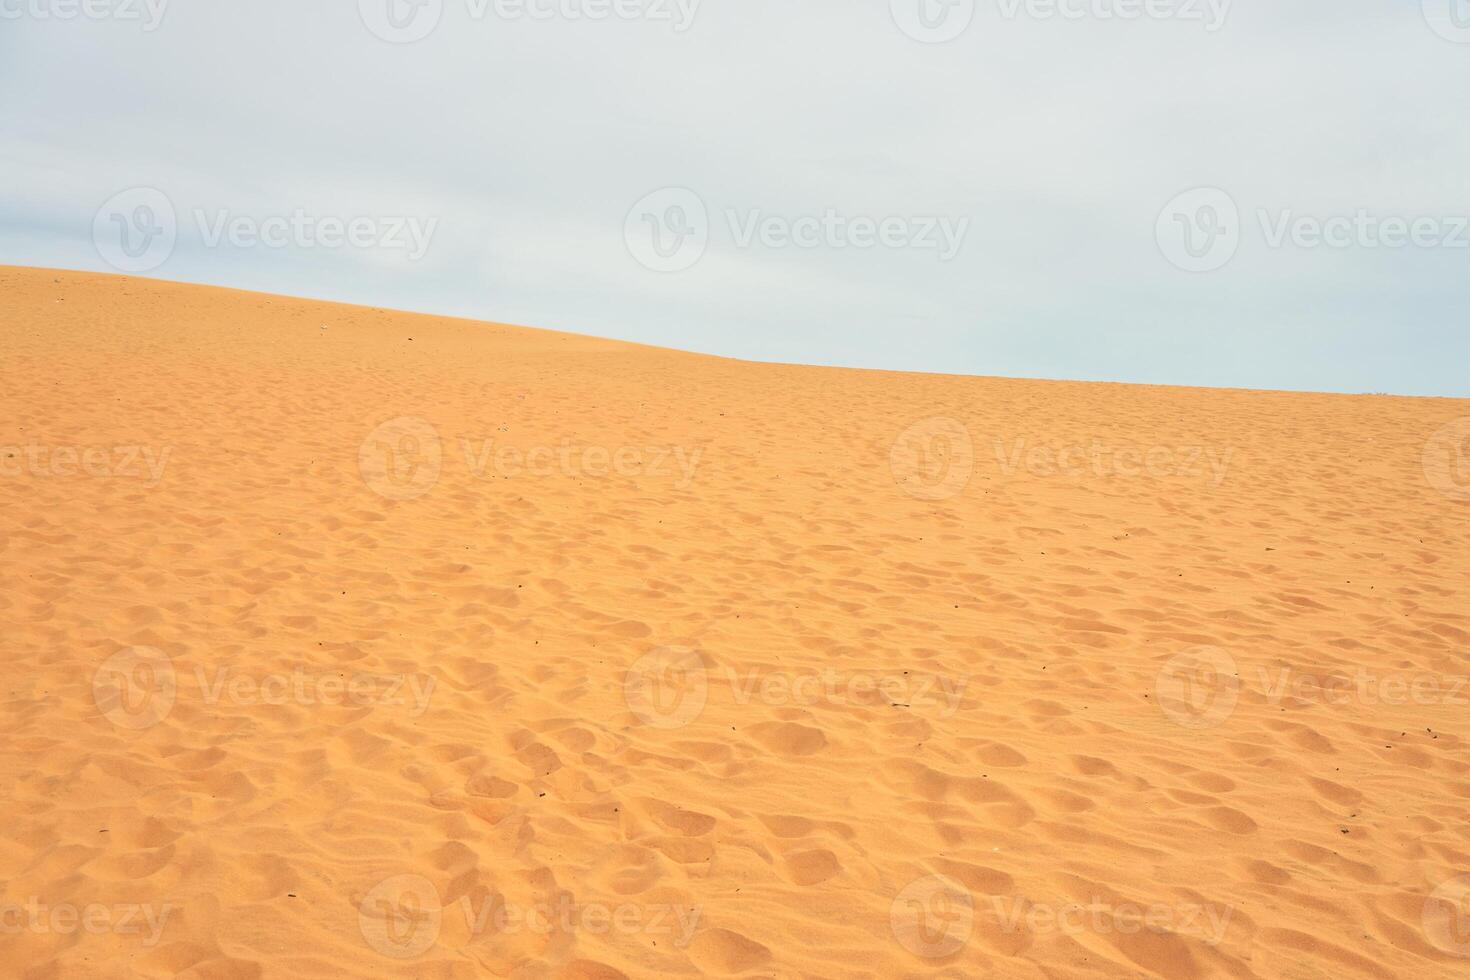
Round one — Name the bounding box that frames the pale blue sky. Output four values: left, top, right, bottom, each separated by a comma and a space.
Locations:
3, 1, 1468, 396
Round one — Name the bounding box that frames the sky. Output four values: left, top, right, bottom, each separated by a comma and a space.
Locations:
2, 0, 1468, 397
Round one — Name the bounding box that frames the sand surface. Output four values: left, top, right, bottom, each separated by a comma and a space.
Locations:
2, 266, 1469, 979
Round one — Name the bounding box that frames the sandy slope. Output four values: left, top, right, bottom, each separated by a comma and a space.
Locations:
1, 266, 1468, 979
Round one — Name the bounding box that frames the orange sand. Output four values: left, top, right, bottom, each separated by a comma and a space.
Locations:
2, 266, 1469, 979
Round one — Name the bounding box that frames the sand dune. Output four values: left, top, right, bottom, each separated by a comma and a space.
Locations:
1, 265, 1468, 978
